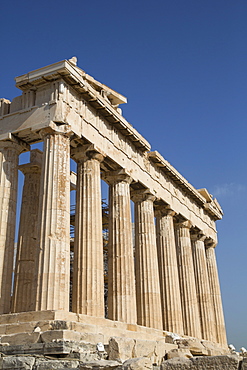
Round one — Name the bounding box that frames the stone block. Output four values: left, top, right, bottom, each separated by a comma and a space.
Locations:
0, 332, 40, 345
133, 339, 156, 360
0, 343, 44, 356
190, 354, 240, 369
43, 341, 73, 355
108, 337, 135, 362
127, 324, 137, 332
35, 358, 79, 369
34, 320, 53, 331
2, 356, 35, 370
80, 331, 105, 344
161, 354, 240, 369
5, 322, 34, 334
161, 357, 192, 369
40, 329, 81, 343
166, 348, 192, 359
80, 359, 121, 369
122, 357, 152, 369
176, 338, 207, 356
242, 357, 247, 369
154, 341, 178, 364
0, 324, 7, 335
201, 340, 229, 356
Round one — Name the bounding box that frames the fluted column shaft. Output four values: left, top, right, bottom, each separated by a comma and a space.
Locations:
132, 192, 163, 329
107, 173, 137, 324
34, 129, 71, 311
191, 232, 217, 342
155, 208, 184, 334
205, 241, 227, 345
72, 150, 104, 317
0, 141, 23, 314
175, 221, 201, 338
12, 150, 42, 313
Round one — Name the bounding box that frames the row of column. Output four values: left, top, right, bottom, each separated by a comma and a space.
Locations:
0, 128, 227, 346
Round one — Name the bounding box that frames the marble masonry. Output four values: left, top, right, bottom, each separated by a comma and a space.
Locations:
0, 58, 228, 366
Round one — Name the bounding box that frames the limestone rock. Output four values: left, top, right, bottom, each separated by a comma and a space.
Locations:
80, 359, 121, 369
1, 356, 35, 370
122, 357, 152, 369
108, 337, 135, 362
176, 338, 207, 356
190, 354, 240, 369
161, 354, 240, 369
40, 329, 81, 343
242, 357, 247, 369
133, 339, 155, 360
154, 341, 178, 365
201, 340, 228, 356
166, 348, 192, 359
35, 358, 79, 369
0, 332, 40, 345
161, 357, 192, 369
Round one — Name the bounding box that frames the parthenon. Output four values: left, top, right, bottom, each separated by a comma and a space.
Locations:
0, 58, 228, 364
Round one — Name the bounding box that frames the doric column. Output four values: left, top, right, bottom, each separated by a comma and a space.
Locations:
175, 220, 201, 338
34, 127, 71, 311
205, 240, 227, 345
72, 147, 105, 317
132, 191, 163, 330
155, 207, 184, 334
12, 149, 42, 313
104, 171, 137, 324
191, 231, 217, 342
0, 140, 25, 314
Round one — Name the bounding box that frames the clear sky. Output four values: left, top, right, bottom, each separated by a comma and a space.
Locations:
1, 0, 247, 350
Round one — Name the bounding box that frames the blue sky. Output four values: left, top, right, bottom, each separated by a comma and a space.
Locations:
1, 0, 247, 349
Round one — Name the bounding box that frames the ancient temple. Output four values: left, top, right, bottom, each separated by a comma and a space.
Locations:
0, 58, 228, 363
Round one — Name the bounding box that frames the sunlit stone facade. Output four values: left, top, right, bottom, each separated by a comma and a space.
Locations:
0, 59, 227, 348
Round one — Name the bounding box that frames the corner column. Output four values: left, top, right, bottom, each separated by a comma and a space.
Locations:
105, 171, 137, 324
34, 127, 71, 311
175, 220, 201, 338
12, 149, 42, 313
205, 240, 227, 345
0, 140, 25, 314
132, 191, 163, 329
191, 231, 217, 342
155, 207, 184, 334
72, 147, 105, 317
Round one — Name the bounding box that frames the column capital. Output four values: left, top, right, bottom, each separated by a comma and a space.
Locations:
175, 219, 192, 230
71, 144, 105, 163
39, 124, 73, 139
102, 169, 132, 185
154, 205, 176, 218
205, 238, 217, 249
190, 229, 207, 242
0, 134, 30, 153
131, 189, 156, 203
19, 164, 41, 175
19, 149, 43, 175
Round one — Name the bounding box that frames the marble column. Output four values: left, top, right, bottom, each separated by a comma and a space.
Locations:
175, 220, 201, 338
132, 191, 163, 330
191, 231, 217, 342
155, 207, 184, 334
0, 140, 24, 314
72, 148, 105, 317
105, 171, 137, 324
34, 128, 71, 311
205, 240, 227, 345
12, 149, 42, 313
